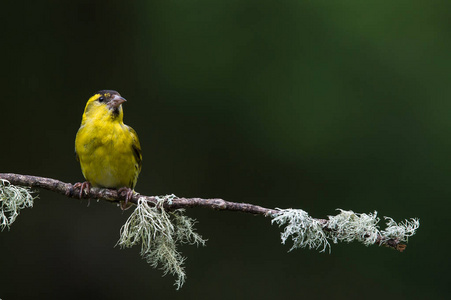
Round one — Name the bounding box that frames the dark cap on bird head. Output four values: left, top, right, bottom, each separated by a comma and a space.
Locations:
96, 90, 127, 109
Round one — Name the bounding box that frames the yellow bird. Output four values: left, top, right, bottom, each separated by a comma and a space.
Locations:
75, 90, 142, 209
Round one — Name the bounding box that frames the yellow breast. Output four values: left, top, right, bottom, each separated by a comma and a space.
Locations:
75, 103, 140, 189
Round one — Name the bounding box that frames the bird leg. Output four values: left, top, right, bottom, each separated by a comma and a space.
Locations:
118, 187, 134, 210
73, 181, 91, 199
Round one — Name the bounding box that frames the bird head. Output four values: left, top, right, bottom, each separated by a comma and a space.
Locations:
82, 90, 127, 122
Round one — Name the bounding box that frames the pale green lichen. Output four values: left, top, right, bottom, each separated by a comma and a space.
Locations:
0, 179, 35, 230
327, 209, 380, 246
272, 208, 419, 253
117, 195, 206, 289
271, 208, 330, 252
380, 217, 420, 243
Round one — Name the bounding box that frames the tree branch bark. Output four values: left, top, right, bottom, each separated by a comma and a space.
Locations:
0, 173, 275, 215
0, 172, 408, 252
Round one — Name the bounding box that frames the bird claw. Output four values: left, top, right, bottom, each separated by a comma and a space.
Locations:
74, 181, 91, 199
118, 187, 135, 210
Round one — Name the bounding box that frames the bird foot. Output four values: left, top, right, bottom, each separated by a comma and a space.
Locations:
74, 181, 91, 199
118, 187, 135, 210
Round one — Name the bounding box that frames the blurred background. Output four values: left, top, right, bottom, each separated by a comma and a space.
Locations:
1, 0, 449, 299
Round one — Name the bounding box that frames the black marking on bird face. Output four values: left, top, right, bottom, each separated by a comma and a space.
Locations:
111, 107, 121, 117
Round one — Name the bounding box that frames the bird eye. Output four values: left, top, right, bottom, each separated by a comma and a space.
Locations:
98, 96, 105, 102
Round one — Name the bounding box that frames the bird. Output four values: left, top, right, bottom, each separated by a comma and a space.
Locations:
74, 90, 142, 209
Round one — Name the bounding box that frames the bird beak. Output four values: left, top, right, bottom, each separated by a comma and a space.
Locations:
108, 95, 127, 109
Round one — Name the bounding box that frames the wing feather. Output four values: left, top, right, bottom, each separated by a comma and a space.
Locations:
126, 125, 142, 169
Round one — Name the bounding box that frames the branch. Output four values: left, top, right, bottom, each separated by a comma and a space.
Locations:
0, 172, 420, 288
0, 173, 418, 253
0, 173, 275, 215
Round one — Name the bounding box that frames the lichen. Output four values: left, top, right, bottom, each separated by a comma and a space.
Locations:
327, 209, 380, 246
271, 208, 330, 252
117, 195, 206, 289
0, 179, 35, 230
272, 208, 419, 253
380, 217, 420, 243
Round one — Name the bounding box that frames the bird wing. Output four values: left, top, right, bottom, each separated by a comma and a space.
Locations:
126, 125, 142, 169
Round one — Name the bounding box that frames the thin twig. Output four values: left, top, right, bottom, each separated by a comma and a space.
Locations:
0, 172, 408, 252
0, 173, 275, 215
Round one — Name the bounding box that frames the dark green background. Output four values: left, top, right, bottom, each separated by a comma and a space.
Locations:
1, 0, 449, 299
